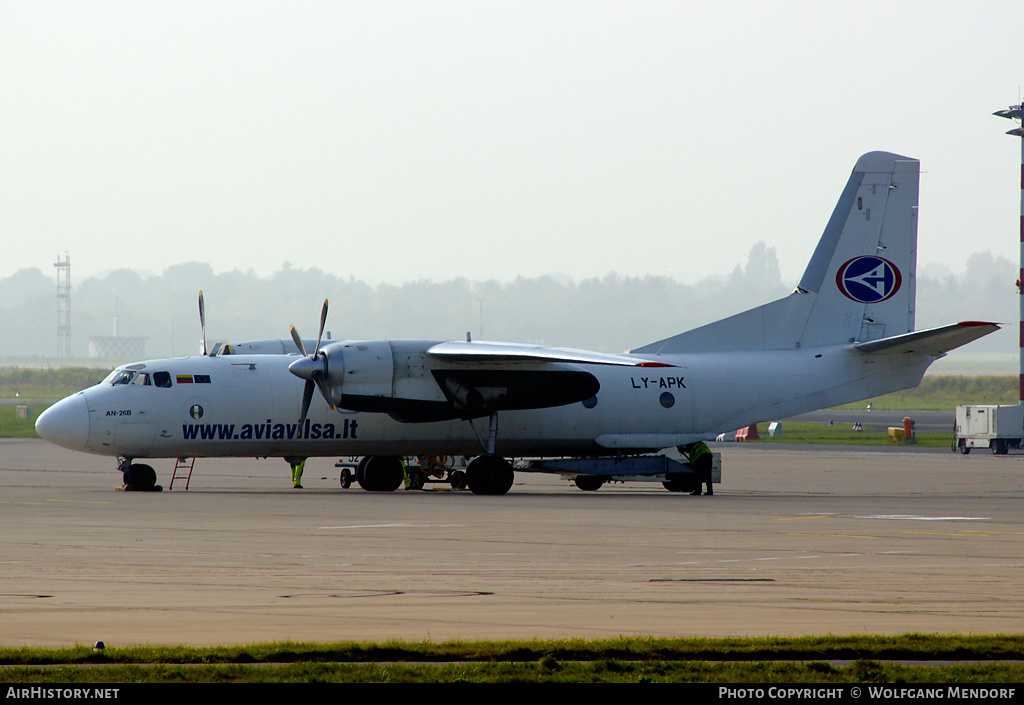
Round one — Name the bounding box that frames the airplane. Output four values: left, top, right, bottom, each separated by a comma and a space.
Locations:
35, 151, 998, 495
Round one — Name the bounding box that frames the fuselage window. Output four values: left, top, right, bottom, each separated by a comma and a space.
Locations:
153, 371, 172, 388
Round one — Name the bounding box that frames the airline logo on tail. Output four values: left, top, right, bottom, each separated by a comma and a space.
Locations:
836, 256, 902, 303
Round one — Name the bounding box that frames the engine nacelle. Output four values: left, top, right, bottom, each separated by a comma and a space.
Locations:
317, 340, 448, 417
299, 339, 600, 423
330, 340, 393, 399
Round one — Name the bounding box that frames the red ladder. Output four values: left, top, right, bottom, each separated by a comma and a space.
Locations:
169, 457, 195, 490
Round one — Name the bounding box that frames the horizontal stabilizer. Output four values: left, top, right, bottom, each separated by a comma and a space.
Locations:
851, 321, 1000, 357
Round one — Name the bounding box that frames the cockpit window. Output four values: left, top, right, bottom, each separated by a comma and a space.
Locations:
110, 370, 137, 385
109, 369, 171, 387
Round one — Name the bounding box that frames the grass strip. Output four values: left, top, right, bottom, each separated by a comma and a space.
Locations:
3, 634, 1022, 665
2, 635, 1023, 683
4, 660, 1024, 683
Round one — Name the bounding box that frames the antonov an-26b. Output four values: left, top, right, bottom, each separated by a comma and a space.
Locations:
36, 152, 998, 494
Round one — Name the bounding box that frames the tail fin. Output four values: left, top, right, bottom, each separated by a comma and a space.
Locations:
633, 151, 920, 354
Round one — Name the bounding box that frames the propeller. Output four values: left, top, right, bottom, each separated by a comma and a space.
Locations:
199, 290, 207, 355
288, 299, 333, 426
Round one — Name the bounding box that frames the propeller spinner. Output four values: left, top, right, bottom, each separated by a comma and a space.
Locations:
288, 299, 334, 426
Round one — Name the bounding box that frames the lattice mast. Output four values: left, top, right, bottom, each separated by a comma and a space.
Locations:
54, 252, 71, 358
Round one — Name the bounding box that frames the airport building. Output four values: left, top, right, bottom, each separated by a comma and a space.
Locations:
88, 335, 146, 359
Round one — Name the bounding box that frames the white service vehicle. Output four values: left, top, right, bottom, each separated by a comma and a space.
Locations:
953, 404, 1024, 455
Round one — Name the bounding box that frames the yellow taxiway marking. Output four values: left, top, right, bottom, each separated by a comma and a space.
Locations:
785, 533, 883, 539
903, 530, 1024, 536
774, 515, 835, 521
321, 523, 465, 530
0, 499, 111, 506
46, 499, 111, 504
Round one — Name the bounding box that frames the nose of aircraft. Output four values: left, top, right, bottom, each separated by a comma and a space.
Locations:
35, 394, 90, 451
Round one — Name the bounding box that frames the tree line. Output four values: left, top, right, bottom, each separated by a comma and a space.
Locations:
0, 245, 1014, 359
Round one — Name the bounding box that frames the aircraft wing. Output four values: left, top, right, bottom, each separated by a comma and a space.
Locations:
426, 341, 674, 367
851, 321, 1000, 357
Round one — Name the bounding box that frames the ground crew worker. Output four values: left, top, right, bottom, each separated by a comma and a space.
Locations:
290, 459, 306, 489
681, 441, 713, 495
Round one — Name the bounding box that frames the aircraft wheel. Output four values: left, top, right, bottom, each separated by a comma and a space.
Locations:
358, 455, 405, 492
355, 456, 369, 486
467, 456, 514, 495
125, 463, 157, 491
574, 476, 605, 491
339, 468, 353, 489
662, 475, 699, 493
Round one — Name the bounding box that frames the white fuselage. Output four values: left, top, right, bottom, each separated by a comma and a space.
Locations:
38, 342, 934, 460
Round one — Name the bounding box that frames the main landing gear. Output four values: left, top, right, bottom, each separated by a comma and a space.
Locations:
337, 413, 516, 495
463, 412, 514, 495
339, 454, 513, 495
466, 455, 514, 495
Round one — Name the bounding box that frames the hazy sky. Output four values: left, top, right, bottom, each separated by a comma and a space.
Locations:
3, 1, 1024, 287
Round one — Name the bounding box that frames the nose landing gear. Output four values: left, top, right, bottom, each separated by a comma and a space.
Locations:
118, 458, 160, 491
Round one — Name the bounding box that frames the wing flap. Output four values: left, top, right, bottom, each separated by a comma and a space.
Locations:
427, 341, 674, 367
